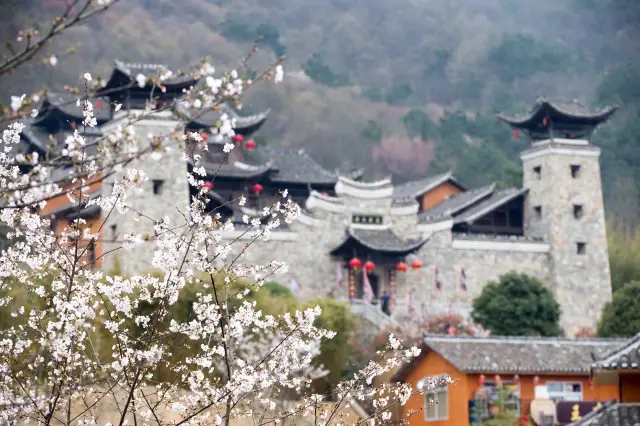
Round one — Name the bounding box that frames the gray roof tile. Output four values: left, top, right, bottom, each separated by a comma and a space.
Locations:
246, 147, 337, 185
593, 332, 640, 371
176, 102, 269, 131
331, 226, 428, 255
419, 183, 495, 223
497, 98, 617, 125
453, 187, 526, 225
423, 335, 623, 374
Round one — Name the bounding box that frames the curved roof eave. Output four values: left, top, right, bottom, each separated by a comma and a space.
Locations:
497, 100, 618, 126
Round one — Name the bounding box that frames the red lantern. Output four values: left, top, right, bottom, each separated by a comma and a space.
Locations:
396, 262, 408, 273
411, 260, 423, 270
542, 117, 548, 126
533, 376, 540, 385
252, 183, 263, 194
514, 374, 520, 383
232, 134, 244, 143
495, 375, 501, 384
479, 374, 485, 386
202, 181, 214, 190
201, 133, 208, 141
589, 378, 594, 388
364, 260, 376, 273
513, 129, 519, 139
245, 139, 256, 150
349, 257, 362, 271
96, 100, 103, 110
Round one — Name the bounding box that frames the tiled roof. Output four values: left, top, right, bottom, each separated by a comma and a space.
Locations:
30, 92, 112, 125
176, 102, 269, 132
21, 125, 102, 157
453, 188, 527, 225
242, 147, 337, 185
392, 171, 459, 203
112, 60, 197, 86
423, 335, 623, 373
392, 335, 625, 382
568, 401, 640, 426
419, 183, 495, 223
497, 98, 617, 125
331, 226, 428, 255
593, 332, 640, 371
197, 157, 273, 179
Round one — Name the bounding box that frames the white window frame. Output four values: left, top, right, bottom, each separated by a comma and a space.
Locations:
422, 375, 449, 422
546, 381, 583, 402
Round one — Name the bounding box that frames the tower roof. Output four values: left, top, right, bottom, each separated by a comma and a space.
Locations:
497, 98, 618, 126
176, 102, 269, 136
497, 98, 618, 141
99, 60, 199, 97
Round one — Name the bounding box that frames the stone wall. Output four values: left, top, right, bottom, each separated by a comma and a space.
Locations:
101, 113, 191, 277
521, 141, 612, 335
394, 228, 551, 321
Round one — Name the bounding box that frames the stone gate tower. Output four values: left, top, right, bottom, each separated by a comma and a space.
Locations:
498, 99, 618, 334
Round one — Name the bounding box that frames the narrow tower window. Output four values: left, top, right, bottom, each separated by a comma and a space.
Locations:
534, 205, 542, 219
576, 242, 586, 255
573, 204, 584, 219
152, 179, 165, 195
570, 165, 581, 179
533, 166, 542, 180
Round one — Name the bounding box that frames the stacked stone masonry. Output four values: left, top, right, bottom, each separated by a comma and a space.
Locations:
97, 112, 613, 337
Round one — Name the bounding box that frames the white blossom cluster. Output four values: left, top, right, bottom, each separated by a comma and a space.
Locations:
0, 59, 428, 425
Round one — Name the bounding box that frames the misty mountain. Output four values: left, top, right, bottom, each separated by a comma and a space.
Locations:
1, 0, 639, 227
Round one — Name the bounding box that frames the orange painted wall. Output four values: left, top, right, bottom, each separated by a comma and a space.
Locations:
465, 374, 619, 403
621, 373, 640, 402
403, 351, 620, 426
39, 177, 103, 216
404, 350, 469, 426
420, 182, 463, 212
40, 177, 104, 268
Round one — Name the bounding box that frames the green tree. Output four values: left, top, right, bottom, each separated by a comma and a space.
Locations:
471, 272, 562, 336
597, 281, 640, 337
303, 298, 355, 392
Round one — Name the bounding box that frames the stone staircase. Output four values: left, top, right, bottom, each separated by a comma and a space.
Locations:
349, 299, 398, 334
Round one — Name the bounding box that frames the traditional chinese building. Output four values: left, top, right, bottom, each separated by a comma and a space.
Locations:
25, 63, 618, 335
391, 334, 624, 426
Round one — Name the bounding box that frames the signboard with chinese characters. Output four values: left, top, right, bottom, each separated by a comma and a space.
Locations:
352, 214, 383, 225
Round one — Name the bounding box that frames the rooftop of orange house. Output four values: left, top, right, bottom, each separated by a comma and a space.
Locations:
392, 334, 627, 382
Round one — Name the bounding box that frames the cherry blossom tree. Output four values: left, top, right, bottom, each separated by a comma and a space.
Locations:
0, 3, 441, 425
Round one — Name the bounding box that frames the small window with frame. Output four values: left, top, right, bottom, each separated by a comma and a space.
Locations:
422, 375, 449, 422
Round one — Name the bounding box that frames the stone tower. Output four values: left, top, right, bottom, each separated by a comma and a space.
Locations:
498, 99, 618, 334
100, 110, 190, 276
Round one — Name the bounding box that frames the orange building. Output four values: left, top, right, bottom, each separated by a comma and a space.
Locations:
392, 334, 625, 426
39, 176, 105, 269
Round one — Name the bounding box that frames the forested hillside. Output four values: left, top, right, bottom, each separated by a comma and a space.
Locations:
2, 0, 639, 228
